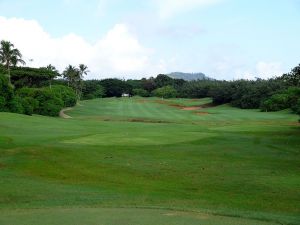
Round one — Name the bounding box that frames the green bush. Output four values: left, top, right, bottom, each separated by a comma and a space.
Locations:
0, 74, 15, 112
22, 97, 38, 115
133, 88, 149, 97
0, 75, 14, 107
0, 96, 6, 111
261, 87, 300, 112
7, 78, 73, 117
8, 96, 24, 114
292, 99, 300, 115
51, 85, 77, 107
84, 94, 95, 100
38, 97, 64, 117
152, 86, 177, 99
17, 86, 71, 117
261, 94, 290, 112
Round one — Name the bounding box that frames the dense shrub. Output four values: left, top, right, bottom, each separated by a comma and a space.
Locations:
38, 97, 64, 116
8, 96, 24, 114
292, 99, 300, 115
260, 87, 300, 112
0, 96, 6, 111
17, 86, 76, 116
51, 85, 77, 107
261, 94, 290, 112
152, 86, 177, 98
0, 74, 14, 112
132, 88, 150, 97
21, 97, 38, 115
0, 75, 14, 102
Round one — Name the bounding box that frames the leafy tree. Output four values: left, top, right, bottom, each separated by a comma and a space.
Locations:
0, 65, 59, 88
132, 88, 149, 97
282, 64, 300, 87
100, 79, 128, 97
155, 74, 174, 88
152, 86, 177, 98
82, 80, 105, 100
0, 40, 25, 84
141, 77, 156, 92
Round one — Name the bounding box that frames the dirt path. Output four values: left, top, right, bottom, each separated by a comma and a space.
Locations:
59, 108, 73, 119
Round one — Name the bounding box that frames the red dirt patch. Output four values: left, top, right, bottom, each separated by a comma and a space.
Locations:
181, 107, 201, 111
196, 112, 209, 115
154, 100, 182, 108
154, 99, 217, 111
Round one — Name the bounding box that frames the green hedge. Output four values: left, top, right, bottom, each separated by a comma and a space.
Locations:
17, 85, 77, 116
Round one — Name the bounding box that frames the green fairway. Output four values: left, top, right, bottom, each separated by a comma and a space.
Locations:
0, 97, 299, 225
0, 208, 277, 225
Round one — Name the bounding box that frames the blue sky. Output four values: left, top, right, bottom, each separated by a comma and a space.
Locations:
0, 0, 299, 79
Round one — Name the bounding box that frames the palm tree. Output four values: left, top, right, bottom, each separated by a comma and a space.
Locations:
78, 64, 89, 79
63, 65, 82, 100
46, 64, 59, 89
78, 64, 89, 100
0, 40, 25, 84
63, 65, 78, 87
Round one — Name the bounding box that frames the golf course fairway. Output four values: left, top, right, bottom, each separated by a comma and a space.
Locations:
0, 97, 299, 225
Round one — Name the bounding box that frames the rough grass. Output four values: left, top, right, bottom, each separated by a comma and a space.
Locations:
0, 97, 299, 225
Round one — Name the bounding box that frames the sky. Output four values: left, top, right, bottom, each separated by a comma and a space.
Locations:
0, 0, 299, 80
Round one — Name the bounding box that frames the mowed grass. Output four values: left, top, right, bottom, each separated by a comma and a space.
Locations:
0, 97, 299, 225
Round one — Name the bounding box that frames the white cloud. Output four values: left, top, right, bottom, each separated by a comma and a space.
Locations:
256, 61, 283, 79
0, 16, 155, 79
233, 61, 283, 80
154, 0, 223, 18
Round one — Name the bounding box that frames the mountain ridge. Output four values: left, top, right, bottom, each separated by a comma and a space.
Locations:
167, 72, 213, 81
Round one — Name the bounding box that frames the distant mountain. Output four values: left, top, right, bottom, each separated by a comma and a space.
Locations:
167, 72, 213, 81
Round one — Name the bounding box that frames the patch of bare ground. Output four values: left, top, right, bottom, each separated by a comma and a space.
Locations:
88, 116, 173, 124
289, 122, 300, 126
128, 118, 172, 124
154, 99, 217, 111
182, 107, 201, 111
154, 100, 187, 109
196, 112, 209, 115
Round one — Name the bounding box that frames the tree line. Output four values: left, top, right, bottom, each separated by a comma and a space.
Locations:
0, 40, 300, 118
